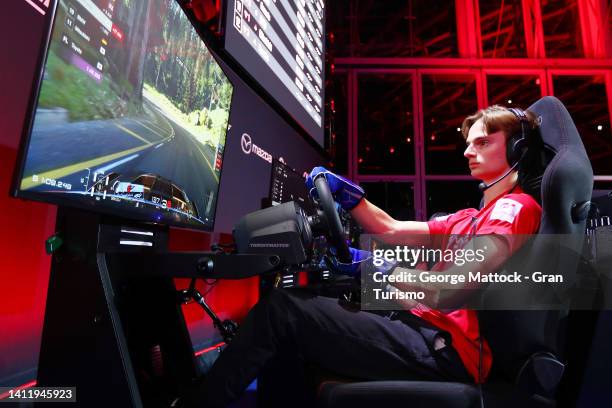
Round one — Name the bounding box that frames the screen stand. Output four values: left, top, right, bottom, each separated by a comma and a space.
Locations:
36, 207, 280, 407
35, 207, 192, 407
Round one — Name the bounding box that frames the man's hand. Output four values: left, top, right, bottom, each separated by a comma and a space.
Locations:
306, 166, 365, 211
323, 247, 372, 276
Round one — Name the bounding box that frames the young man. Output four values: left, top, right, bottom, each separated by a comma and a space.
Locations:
182, 106, 542, 407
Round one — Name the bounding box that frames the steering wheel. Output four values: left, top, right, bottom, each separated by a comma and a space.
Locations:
313, 176, 352, 264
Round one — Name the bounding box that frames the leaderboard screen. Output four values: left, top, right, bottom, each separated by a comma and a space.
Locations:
225, 0, 325, 145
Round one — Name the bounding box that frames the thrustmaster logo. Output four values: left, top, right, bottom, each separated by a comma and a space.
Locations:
24, 0, 50, 15
249, 243, 290, 248
241, 133, 273, 163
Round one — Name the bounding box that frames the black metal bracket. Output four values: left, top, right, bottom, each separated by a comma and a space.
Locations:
179, 279, 238, 344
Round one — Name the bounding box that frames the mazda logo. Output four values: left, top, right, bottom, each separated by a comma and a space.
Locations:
239, 132, 273, 163
241, 133, 252, 154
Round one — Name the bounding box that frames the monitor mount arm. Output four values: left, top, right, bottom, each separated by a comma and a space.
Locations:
154, 251, 282, 343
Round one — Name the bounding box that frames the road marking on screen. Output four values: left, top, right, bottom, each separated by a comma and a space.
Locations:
131, 119, 170, 140
142, 103, 174, 135
21, 144, 155, 190
94, 153, 139, 174
114, 122, 153, 144
144, 97, 176, 139
141, 118, 167, 134
190, 139, 219, 183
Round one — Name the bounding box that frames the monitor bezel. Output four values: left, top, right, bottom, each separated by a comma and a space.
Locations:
11, 0, 235, 233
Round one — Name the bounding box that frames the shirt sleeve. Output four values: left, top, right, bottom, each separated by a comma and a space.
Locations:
477, 194, 542, 253
427, 215, 450, 235
427, 213, 453, 249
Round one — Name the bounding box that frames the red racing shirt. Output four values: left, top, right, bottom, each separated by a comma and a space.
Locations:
412, 186, 542, 382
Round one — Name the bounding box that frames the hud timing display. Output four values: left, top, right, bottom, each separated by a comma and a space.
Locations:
269, 159, 315, 215
225, 0, 324, 145
16, 0, 233, 230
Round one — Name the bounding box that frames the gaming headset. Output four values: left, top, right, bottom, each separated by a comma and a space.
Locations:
506, 107, 531, 167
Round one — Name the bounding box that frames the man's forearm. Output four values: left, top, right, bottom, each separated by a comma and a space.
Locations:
386, 235, 510, 309
350, 199, 431, 246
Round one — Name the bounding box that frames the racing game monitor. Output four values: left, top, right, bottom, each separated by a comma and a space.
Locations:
12, 0, 233, 231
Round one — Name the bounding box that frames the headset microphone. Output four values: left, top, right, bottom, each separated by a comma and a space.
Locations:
478, 161, 521, 192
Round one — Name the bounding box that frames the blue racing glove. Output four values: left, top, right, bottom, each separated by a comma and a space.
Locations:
306, 166, 365, 211
323, 247, 373, 276
323, 247, 397, 277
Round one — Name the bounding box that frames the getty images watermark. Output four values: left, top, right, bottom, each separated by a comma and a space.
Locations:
358, 234, 610, 311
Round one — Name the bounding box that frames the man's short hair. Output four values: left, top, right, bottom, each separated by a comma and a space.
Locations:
461, 105, 539, 140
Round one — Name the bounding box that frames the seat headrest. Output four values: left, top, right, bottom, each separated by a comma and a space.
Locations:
527, 96, 589, 158
525, 96, 593, 233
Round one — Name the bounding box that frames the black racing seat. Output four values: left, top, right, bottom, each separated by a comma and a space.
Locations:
315, 96, 593, 408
